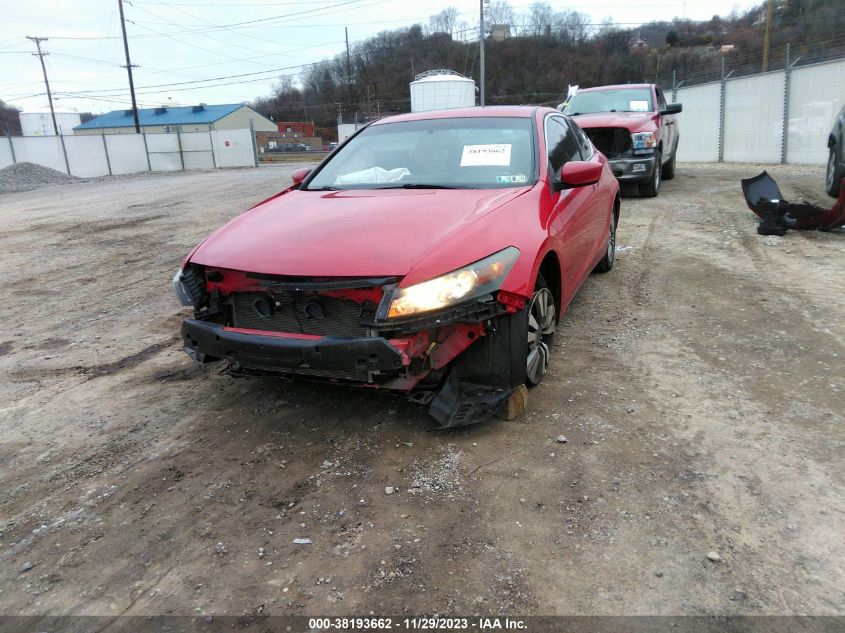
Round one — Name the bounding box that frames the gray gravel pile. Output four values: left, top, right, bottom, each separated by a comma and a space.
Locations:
0, 162, 79, 194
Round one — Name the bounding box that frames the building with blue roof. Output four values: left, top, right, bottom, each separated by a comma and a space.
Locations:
73, 103, 277, 135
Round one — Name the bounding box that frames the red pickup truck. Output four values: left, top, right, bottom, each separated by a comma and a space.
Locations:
562, 84, 682, 197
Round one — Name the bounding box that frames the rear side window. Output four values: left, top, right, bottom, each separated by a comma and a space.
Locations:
545, 116, 581, 173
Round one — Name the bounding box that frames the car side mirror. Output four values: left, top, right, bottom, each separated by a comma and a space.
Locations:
555, 161, 602, 190
660, 102, 683, 115
291, 168, 311, 186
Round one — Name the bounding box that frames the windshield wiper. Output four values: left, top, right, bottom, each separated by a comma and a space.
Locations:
308, 186, 341, 191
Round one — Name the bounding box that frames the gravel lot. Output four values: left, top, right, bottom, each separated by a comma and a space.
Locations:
0, 162, 842, 617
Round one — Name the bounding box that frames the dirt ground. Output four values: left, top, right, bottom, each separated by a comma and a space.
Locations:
0, 162, 842, 617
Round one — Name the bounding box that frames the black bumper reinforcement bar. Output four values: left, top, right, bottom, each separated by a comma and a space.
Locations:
181, 319, 405, 374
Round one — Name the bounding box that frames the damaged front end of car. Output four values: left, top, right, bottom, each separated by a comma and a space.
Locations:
174, 247, 529, 428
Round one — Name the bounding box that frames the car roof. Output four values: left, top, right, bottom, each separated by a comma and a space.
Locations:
576, 84, 654, 93
373, 106, 548, 126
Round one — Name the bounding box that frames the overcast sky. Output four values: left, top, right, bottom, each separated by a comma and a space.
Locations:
2, 0, 761, 115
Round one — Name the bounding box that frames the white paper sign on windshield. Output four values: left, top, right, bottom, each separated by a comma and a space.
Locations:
460, 144, 512, 166
629, 100, 649, 112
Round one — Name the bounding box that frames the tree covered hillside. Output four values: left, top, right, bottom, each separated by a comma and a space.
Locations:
253, 0, 845, 141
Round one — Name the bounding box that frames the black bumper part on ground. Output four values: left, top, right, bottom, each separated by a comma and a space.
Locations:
181, 319, 405, 374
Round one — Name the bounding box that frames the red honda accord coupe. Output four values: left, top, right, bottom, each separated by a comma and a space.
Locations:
174, 106, 620, 427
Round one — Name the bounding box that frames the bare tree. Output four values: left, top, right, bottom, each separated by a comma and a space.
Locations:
555, 10, 590, 45
0, 99, 22, 136
528, 2, 554, 36
429, 7, 460, 35
487, 0, 515, 27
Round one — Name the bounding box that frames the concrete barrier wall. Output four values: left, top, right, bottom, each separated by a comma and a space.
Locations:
673, 82, 721, 163
787, 58, 845, 165
724, 72, 785, 164
0, 128, 257, 176
673, 58, 844, 165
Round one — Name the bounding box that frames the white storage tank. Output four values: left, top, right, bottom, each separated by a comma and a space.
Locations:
410, 70, 476, 113
20, 111, 82, 136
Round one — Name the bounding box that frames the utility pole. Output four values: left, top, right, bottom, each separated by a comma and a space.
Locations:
345, 26, 353, 119
26, 36, 59, 136
479, 0, 485, 106
118, 0, 141, 133
762, 0, 774, 73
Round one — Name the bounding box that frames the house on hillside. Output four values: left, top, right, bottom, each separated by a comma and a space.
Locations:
489, 24, 511, 42
629, 36, 648, 52
73, 103, 276, 135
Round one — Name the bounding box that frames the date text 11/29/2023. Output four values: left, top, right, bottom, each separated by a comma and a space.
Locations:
308, 617, 527, 630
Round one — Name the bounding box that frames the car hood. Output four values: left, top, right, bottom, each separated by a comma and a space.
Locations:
571, 111, 657, 133
189, 187, 529, 278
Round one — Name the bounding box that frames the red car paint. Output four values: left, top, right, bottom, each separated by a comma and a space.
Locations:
189, 107, 616, 306
178, 106, 620, 425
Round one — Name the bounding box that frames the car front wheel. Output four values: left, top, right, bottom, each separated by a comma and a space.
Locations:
827, 147, 842, 198
525, 276, 556, 386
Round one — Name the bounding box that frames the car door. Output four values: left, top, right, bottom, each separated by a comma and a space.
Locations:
544, 114, 594, 309
569, 118, 613, 265
656, 87, 675, 159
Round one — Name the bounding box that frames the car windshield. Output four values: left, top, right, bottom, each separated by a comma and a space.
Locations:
304, 117, 535, 190
563, 88, 653, 115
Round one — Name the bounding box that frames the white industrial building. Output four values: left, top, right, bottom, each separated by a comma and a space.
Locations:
20, 112, 82, 136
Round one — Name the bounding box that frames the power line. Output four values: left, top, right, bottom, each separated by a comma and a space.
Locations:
127, 2, 288, 61
133, 0, 349, 5
48, 0, 389, 40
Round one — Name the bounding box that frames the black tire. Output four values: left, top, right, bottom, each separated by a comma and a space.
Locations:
525, 274, 556, 386
639, 151, 661, 197
661, 143, 677, 180
827, 147, 842, 198
593, 209, 617, 274
449, 273, 557, 390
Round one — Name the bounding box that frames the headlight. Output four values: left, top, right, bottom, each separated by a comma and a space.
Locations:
386, 247, 520, 319
631, 132, 656, 154
173, 269, 195, 306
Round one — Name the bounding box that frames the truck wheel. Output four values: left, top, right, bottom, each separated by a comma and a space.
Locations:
661, 144, 677, 180
827, 148, 842, 198
639, 151, 661, 197
593, 209, 616, 274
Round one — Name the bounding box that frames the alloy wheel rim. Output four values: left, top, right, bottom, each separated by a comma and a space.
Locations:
607, 213, 616, 263
526, 288, 556, 385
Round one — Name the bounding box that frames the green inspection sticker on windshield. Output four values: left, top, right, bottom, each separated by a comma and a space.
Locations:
496, 174, 528, 184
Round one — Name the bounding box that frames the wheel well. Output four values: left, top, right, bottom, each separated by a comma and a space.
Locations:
538, 252, 562, 320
